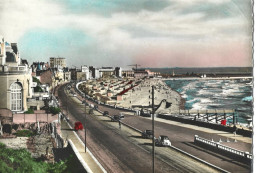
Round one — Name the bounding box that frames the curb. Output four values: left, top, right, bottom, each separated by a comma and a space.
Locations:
120, 121, 143, 133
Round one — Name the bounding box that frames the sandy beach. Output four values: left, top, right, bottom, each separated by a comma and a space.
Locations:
117, 78, 181, 114
80, 78, 182, 115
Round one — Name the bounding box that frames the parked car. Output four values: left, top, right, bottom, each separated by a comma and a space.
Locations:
103, 111, 109, 116
111, 115, 121, 122
94, 105, 98, 110
142, 130, 153, 139
74, 122, 83, 131
119, 113, 124, 119
155, 135, 171, 146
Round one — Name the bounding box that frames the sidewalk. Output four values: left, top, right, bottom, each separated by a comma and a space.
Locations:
60, 119, 105, 173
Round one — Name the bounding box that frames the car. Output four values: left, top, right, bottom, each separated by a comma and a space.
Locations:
142, 130, 153, 139
155, 135, 171, 146
94, 105, 98, 110
103, 111, 109, 116
119, 113, 124, 119
74, 122, 83, 131
73, 93, 77, 97
111, 115, 121, 122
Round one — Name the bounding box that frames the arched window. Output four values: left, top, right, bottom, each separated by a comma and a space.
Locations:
10, 82, 22, 111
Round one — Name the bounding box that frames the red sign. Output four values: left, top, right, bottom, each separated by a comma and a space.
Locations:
221, 119, 227, 126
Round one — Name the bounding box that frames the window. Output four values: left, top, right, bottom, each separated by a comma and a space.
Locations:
10, 82, 23, 111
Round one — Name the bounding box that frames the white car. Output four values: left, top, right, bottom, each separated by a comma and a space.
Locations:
155, 135, 171, 147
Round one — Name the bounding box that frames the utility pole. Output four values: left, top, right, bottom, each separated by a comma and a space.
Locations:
66, 90, 69, 119
152, 86, 155, 173
85, 92, 87, 153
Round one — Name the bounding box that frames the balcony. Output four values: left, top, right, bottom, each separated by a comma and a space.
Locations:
0, 65, 30, 74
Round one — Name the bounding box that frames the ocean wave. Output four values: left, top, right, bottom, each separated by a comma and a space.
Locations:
164, 79, 252, 123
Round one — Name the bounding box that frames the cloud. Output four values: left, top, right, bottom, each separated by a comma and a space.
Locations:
0, 0, 253, 67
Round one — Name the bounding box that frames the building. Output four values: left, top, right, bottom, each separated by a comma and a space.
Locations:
81, 66, 90, 80
99, 67, 115, 78
115, 67, 122, 78
89, 66, 100, 79
0, 38, 33, 112
49, 57, 66, 68
122, 69, 134, 78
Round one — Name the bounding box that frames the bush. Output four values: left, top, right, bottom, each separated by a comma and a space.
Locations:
15, 130, 35, 137
34, 86, 43, 92
49, 107, 61, 115
24, 108, 34, 114
0, 142, 68, 173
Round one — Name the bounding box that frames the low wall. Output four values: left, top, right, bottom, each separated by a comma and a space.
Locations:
194, 135, 252, 164
52, 141, 87, 173
158, 114, 252, 137
13, 113, 58, 123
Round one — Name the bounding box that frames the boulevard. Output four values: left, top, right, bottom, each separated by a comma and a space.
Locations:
57, 83, 252, 173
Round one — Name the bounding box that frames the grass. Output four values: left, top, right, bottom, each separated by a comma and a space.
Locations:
15, 130, 35, 137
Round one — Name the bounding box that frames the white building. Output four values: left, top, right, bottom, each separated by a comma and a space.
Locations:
0, 37, 33, 112
81, 66, 90, 80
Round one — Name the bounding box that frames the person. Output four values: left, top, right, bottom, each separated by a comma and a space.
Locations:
119, 121, 121, 129
233, 125, 238, 136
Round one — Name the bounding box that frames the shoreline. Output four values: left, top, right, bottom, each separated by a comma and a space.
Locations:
161, 76, 253, 80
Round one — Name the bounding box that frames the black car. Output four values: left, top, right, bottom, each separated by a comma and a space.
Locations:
94, 105, 98, 110
103, 111, 109, 116
142, 130, 153, 139
111, 115, 120, 122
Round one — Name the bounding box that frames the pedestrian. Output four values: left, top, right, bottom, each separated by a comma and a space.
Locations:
233, 125, 237, 136
119, 121, 121, 129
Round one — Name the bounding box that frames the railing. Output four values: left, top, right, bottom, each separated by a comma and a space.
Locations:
194, 135, 252, 162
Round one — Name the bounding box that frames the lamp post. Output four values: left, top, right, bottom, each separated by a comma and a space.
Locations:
151, 86, 155, 173
150, 86, 172, 173
85, 92, 87, 153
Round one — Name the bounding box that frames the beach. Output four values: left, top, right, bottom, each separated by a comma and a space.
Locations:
81, 78, 182, 115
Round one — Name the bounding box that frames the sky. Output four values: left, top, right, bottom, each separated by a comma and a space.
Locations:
0, 0, 253, 68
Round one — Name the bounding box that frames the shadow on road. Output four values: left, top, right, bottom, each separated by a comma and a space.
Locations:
61, 128, 75, 131
130, 135, 143, 139
140, 142, 153, 146
102, 120, 113, 122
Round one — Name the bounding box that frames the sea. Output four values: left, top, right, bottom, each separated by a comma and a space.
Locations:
164, 78, 253, 125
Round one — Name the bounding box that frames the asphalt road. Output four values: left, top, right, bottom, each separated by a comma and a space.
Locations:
58, 83, 251, 173
58, 84, 181, 173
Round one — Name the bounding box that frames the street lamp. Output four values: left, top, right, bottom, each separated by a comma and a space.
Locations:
84, 93, 87, 153
150, 86, 172, 173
